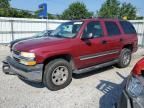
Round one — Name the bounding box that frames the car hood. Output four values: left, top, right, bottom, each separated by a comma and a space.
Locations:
13, 37, 69, 52
10, 37, 34, 48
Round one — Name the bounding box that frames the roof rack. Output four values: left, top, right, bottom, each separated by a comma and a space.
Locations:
87, 16, 123, 20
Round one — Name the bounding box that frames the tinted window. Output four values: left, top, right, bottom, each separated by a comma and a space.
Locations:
83, 21, 103, 38
105, 21, 121, 36
120, 21, 136, 34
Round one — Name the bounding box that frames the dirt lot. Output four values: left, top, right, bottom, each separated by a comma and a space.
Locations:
0, 45, 144, 108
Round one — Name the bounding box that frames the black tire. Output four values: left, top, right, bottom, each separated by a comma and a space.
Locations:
117, 48, 131, 68
43, 59, 72, 91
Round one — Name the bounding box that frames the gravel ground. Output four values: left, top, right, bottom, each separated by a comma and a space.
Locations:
0, 45, 144, 108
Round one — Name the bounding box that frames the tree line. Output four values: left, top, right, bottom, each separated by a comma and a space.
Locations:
0, 0, 143, 20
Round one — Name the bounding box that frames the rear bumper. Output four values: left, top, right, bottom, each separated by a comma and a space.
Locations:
2, 56, 43, 82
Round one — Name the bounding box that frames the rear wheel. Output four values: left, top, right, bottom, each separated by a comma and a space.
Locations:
43, 59, 72, 91
117, 48, 131, 68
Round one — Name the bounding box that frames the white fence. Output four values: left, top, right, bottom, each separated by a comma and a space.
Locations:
0, 17, 68, 43
0, 17, 144, 47
130, 20, 144, 47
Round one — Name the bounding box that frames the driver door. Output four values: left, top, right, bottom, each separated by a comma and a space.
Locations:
78, 21, 109, 69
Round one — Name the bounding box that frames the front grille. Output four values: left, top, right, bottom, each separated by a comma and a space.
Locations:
13, 57, 20, 62
12, 50, 21, 62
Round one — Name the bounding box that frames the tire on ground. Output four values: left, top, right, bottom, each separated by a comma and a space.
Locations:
117, 48, 132, 68
43, 59, 72, 91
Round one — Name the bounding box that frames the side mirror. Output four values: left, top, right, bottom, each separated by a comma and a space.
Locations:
81, 33, 94, 40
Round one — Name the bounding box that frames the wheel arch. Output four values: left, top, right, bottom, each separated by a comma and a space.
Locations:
42, 54, 75, 79
123, 44, 133, 51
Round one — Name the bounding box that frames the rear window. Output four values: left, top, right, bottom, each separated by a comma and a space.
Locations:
120, 21, 136, 34
105, 21, 121, 36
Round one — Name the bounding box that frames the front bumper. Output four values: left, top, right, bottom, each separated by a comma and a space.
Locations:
116, 90, 144, 108
2, 56, 43, 82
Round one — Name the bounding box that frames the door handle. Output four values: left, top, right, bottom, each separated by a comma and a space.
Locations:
102, 40, 107, 44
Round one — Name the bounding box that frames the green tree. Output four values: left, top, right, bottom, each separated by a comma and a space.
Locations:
98, 0, 120, 18
0, 0, 10, 8
48, 13, 56, 19
120, 2, 136, 20
18, 10, 34, 18
61, 2, 93, 20
97, 0, 137, 20
34, 10, 40, 18
136, 16, 144, 20
0, 0, 35, 18
8, 8, 18, 17
0, 0, 10, 17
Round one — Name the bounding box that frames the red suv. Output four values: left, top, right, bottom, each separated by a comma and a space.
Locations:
3, 18, 138, 91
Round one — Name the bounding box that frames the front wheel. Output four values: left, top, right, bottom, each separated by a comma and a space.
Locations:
117, 48, 132, 68
43, 59, 72, 91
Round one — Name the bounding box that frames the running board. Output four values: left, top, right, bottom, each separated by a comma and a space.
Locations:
73, 59, 119, 74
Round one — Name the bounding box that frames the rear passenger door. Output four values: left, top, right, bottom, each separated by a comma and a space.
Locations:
104, 21, 123, 60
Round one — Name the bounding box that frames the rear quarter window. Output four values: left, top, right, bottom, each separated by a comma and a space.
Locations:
120, 21, 136, 34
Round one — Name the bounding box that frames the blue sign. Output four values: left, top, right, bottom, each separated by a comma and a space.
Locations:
38, 3, 47, 18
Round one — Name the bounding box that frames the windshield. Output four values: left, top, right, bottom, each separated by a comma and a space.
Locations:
33, 30, 48, 37
50, 21, 83, 38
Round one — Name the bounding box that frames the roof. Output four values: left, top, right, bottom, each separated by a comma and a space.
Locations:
70, 17, 125, 22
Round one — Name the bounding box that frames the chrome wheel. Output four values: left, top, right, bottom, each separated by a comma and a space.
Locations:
52, 66, 69, 85
123, 52, 130, 65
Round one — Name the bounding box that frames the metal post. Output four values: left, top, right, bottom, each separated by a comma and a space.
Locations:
141, 22, 144, 47
46, 19, 48, 30
137, 22, 141, 47
46, 8, 48, 30
142, 32, 144, 47
11, 20, 14, 41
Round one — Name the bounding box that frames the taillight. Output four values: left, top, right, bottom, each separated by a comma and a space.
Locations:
132, 58, 144, 76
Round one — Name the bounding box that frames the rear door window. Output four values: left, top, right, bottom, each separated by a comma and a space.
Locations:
105, 21, 121, 36
120, 21, 136, 34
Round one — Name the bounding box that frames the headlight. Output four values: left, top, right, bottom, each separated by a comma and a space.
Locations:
127, 76, 144, 97
20, 52, 36, 66
21, 52, 35, 58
